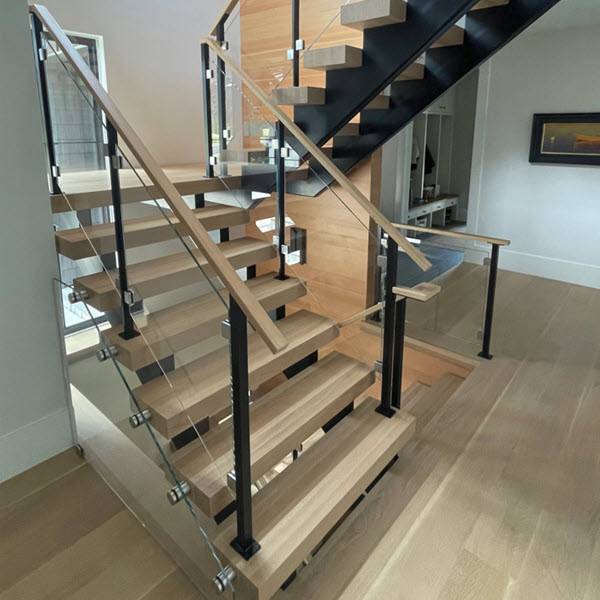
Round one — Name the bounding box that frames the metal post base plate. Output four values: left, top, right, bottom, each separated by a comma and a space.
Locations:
375, 405, 396, 419
119, 329, 141, 340
478, 351, 493, 361
230, 538, 261, 561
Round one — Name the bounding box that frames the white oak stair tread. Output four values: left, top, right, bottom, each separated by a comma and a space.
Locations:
341, 0, 407, 31
364, 94, 390, 111
396, 62, 425, 81
73, 237, 276, 311
172, 352, 375, 516
473, 0, 510, 9
106, 273, 307, 371
55, 205, 249, 260
432, 25, 465, 49
135, 310, 339, 439
215, 397, 416, 600
403, 373, 463, 432
51, 163, 309, 213
336, 122, 361, 137
272, 87, 326, 106
303, 45, 363, 71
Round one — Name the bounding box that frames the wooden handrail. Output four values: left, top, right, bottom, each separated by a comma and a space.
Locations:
31, 4, 287, 354
337, 303, 383, 328
393, 222, 511, 247
209, 0, 239, 36
203, 38, 432, 273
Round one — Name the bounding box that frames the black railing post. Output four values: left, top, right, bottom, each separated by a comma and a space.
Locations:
292, 0, 300, 87
479, 244, 500, 360
107, 121, 139, 341
229, 298, 261, 560
376, 238, 398, 418
275, 121, 288, 281
216, 18, 229, 176
31, 15, 60, 195
200, 43, 214, 178
391, 297, 407, 409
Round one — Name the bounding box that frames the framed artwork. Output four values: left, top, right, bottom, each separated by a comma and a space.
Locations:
529, 113, 600, 166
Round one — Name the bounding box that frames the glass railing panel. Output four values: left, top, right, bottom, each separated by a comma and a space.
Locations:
394, 227, 492, 356
44, 35, 239, 594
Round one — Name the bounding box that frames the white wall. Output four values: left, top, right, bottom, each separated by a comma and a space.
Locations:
0, 0, 74, 481
468, 25, 600, 288
39, 0, 240, 166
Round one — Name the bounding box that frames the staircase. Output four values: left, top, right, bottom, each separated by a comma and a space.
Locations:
266, 0, 562, 196
31, 0, 551, 598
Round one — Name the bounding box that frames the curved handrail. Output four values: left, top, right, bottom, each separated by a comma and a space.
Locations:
392, 222, 511, 247
203, 37, 432, 273
31, 4, 287, 354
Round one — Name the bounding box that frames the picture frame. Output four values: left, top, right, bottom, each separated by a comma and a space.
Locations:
529, 113, 600, 166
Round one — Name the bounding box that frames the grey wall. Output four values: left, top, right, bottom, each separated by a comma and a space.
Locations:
468, 25, 600, 287
0, 0, 73, 481
39, 0, 241, 165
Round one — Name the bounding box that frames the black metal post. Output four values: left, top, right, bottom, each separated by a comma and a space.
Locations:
194, 193, 205, 209
479, 244, 500, 360
107, 122, 139, 341
376, 238, 398, 418
391, 297, 407, 409
220, 228, 230, 243
216, 20, 228, 158
291, 0, 300, 87
247, 265, 257, 280
200, 43, 214, 178
229, 298, 261, 560
275, 121, 288, 281
31, 15, 60, 195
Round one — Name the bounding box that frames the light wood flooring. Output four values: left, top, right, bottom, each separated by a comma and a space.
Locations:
4, 269, 600, 599
0, 449, 203, 600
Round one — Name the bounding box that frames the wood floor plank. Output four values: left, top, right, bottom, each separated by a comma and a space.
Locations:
0, 465, 123, 593
140, 570, 203, 600
0, 448, 83, 517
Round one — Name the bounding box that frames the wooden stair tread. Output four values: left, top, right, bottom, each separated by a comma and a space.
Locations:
215, 397, 416, 600
73, 237, 276, 311
341, 0, 407, 31
136, 310, 339, 438
55, 205, 248, 260
303, 45, 363, 71
106, 273, 306, 371
173, 352, 375, 516
395, 62, 425, 82
364, 94, 390, 111
336, 122, 361, 137
472, 0, 510, 9
403, 373, 463, 432
431, 25, 465, 49
51, 163, 309, 213
272, 87, 325, 106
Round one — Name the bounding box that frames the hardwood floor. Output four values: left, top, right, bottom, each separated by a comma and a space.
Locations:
5, 270, 600, 599
0, 449, 204, 600
274, 274, 600, 600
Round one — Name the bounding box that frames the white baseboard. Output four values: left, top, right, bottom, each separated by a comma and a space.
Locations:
0, 408, 74, 482
499, 249, 600, 289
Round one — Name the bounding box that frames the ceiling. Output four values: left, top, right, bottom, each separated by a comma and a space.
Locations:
527, 0, 600, 33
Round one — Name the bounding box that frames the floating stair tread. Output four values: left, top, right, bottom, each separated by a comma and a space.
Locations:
364, 94, 390, 111
336, 122, 361, 137
51, 163, 309, 213
431, 25, 465, 49
303, 45, 363, 71
136, 310, 339, 438
404, 373, 463, 432
215, 397, 416, 600
106, 273, 307, 372
73, 237, 276, 311
55, 205, 249, 260
395, 62, 425, 82
472, 0, 510, 9
272, 87, 325, 106
173, 352, 375, 516
341, 0, 407, 31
